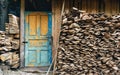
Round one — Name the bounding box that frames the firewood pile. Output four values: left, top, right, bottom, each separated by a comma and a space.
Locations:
0, 14, 20, 69
56, 7, 120, 75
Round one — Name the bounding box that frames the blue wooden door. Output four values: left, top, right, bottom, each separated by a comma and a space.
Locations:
24, 12, 52, 67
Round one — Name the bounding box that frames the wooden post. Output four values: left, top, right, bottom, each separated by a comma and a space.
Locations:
20, 0, 25, 68
52, 0, 55, 61
53, 0, 65, 75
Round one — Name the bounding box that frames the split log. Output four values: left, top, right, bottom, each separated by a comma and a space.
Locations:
11, 63, 19, 69
5, 23, 9, 34
0, 52, 13, 62
9, 23, 19, 34
8, 14, 19, 25
11, 39, 19, 50
14, 34, 20, 39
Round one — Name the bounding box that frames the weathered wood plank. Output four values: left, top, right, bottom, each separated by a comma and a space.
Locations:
53, 0, 63, 75
20, 0, 25, 68
79, 0, 82, 10
94, 0, 96, 13
116, 0, 119, 14
52, 0, 56, 74
52, 0, 55, 60
104, 0, 111, 15
111, 0, 116, 15
64, 0, 70, 14
82, 0, 87, 11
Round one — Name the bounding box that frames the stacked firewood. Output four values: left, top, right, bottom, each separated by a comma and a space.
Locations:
0, 14, 20, 69
56, 7, 120, 75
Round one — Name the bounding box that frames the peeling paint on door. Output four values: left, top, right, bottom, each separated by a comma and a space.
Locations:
24, 12, 52, 67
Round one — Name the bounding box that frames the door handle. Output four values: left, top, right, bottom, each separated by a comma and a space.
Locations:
22, 41, 28, 43
51, 36, 53, 46
49, 36, 53, 46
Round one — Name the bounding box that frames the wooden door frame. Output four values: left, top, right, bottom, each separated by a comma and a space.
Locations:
20, 0, 55, 69
20, 0, 25, 68
20, 0, 63, 73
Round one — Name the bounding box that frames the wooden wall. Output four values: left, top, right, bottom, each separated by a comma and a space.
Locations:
52, 0, 62, 60
52, 0, 120, 58
63, 0, 120, 15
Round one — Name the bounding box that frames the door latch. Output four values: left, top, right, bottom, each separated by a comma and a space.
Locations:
22, 41, 28, 43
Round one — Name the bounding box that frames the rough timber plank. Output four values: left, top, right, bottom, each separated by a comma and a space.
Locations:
104, 0, 111, 16
98, 0, 105, 12
82, 0, 87, 11
111, 0, 116, 15
53, 0, 62, 75
20, 0, 25, 67
52, 0, 55, 60
87, 0, 91, 13
64, 0, 70, 14
116, 0, 120, 14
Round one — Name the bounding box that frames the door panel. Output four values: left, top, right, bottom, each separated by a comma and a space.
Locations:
24, 12, 52, 67
41, 16, 48, 35
29, 15, 37, 35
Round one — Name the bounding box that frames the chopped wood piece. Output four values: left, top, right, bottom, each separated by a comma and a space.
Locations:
11, 40, 19, 50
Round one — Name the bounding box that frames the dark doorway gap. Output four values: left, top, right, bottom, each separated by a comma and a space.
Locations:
25, 0, 52, 11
